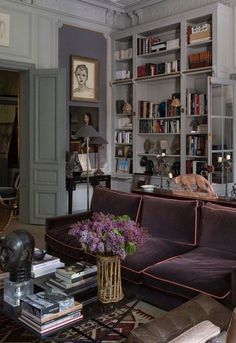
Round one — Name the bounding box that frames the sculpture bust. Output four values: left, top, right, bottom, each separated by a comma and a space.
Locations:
0, 229, 35, 283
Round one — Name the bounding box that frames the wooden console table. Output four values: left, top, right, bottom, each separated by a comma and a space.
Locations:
66, 174, 111, 214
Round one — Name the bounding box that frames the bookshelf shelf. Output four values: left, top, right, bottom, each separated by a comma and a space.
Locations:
134, 72, 180, 82
137, 47, 180, 58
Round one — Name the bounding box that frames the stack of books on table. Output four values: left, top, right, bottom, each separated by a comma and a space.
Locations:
31, 249, 65, 278
45, 261, 97, 293
19, 290, 83, 335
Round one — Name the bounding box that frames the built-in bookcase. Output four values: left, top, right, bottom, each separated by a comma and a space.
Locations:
110, 3, 235, 194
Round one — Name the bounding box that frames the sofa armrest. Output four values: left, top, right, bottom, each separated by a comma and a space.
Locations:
45, 211, 92, 232
231, 265, 236, 308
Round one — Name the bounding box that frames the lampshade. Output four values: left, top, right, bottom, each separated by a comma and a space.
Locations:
90, 136, 108, 145
73, 125, 99, 139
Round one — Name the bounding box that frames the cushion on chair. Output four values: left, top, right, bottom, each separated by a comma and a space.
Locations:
90, 186, 142, 221
141, 196, 201, 245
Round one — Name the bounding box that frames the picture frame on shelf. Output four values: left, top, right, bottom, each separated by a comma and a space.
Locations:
116, 158, 130, 174
71, 55, 99, 102
115, 146, 124, 157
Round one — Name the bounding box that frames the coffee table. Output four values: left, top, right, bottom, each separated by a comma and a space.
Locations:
0, 282, 139, 342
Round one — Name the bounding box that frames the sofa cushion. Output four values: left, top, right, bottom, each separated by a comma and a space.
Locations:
45, 225, 84, 261
141, 196, 200, 245
90, 187, 142, 221
121, 238, 194, 283
143, 247, 236, 299
199, 202, 236, 253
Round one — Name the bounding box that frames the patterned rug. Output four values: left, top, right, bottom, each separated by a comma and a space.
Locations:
0, 301, 165, 343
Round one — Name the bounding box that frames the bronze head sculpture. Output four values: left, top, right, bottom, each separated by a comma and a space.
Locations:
0, 230, 35, 283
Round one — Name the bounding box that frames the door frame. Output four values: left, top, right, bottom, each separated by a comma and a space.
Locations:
0, 58, 34, 223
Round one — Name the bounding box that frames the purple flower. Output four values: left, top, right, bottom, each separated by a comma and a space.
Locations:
68, 212, 150, 260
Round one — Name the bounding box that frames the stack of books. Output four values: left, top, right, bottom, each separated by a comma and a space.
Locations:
31, 250, 65, 278
19, 290, 83, 335
45, 261, 97, 293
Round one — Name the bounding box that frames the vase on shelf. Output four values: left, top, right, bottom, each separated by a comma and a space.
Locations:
96, 255, 124, 303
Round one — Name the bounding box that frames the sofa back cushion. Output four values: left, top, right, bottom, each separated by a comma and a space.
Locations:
141, 196, 200, 245
90, 187, 142, 222
199, 202, 236, 253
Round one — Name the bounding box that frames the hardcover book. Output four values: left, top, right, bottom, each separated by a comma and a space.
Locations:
56, 261, 97, 280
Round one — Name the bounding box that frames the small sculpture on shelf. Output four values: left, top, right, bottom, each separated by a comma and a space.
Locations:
140, 156, 154, 175
122, 102, 133, 114
231, 184, 236, 199
217, 155, 232, 199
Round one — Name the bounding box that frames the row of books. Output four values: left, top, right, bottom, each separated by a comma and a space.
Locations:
137, 36, 179, 55
186, 135, 207, 156
137, 60, 179, 78
139, 98, 180, 118
31, 249, 65, 278
19, 290, 83, 335
186, 91, 207, 115
188, 50, 212, 69
187, 23, 211, 44
186, 160, 207, 174
115, 130, 133, 144
139, 119, 180, 134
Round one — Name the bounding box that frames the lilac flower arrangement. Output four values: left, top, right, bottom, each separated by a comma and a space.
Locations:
69, 212, 149, 260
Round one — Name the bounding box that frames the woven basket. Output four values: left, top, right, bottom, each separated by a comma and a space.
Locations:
96, 255, 124, 303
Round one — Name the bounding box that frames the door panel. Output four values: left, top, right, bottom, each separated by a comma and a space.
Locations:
30, 69, 66, 224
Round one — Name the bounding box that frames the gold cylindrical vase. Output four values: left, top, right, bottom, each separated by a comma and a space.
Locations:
96, 255, 124, 303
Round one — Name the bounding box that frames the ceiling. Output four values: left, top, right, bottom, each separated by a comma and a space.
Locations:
82, 0, 165, 12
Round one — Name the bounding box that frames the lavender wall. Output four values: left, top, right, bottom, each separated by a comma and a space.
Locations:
58, 25, 107, 163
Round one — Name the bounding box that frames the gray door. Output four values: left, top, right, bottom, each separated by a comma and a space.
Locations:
29, 68, 66, 224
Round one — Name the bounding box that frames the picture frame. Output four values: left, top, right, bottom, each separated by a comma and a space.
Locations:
116, 158, 131, 174
71, 55, 99, 102
115, 146, 124, 158
78, 153, 91, 171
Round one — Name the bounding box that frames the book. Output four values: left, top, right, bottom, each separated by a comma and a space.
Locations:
20, 290, 74, 317
31, 262, 65, 278
18, 312, 83, 334
32, 251, 64, 271
55, 270, 97, 283
21, 300, 82, 324
56, 261, 97, 280
47, 274, 97, 289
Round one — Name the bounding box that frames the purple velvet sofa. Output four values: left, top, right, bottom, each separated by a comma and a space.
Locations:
45, 186, 236, 309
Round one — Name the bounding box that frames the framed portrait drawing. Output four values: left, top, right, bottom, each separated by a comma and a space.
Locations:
71, 55, 99, 102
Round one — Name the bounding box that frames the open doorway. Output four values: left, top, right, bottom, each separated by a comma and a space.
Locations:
0, 69, 20, 209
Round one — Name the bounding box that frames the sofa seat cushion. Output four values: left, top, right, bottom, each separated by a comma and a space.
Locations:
90, 187, 142, 222
121, 238, 194, 284
143, 247, 236, 299
45, 225, 84, 261
141, 196, 201, 245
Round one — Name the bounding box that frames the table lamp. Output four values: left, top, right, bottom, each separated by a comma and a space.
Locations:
90, 136, 108, 175
72, 125, 99, 211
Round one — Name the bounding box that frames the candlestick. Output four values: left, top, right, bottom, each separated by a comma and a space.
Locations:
218, 156, 223, 163
168, 172, 173, 179
226, 154, 231, 161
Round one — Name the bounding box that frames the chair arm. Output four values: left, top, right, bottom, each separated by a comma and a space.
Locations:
45, 211, 92, 232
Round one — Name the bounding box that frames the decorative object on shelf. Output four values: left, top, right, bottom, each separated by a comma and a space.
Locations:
116, 99, 125, 114
140, 156, 154, 175
122, 102, 132, 114
172, 174, 218, 199
0, 230, 35, 306
66, 151, 82, 177
166, 172, 173, 190
69, 212, 149, 303
71, 55, 99, 102
160, 140, 168, 155
156, 153, 169, 189
190, 119, 200, 133
170, 97, 181, 116
217, 155, 232, 199
144, 138, 155, 154
71, 124, 99, 211
171, 136, 180, 155
90, 135, 108, 175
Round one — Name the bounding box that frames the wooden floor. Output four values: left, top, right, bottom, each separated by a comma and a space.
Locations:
4, 216, 46, 250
